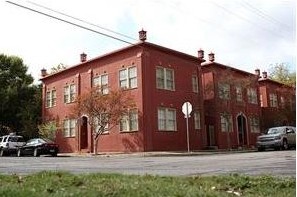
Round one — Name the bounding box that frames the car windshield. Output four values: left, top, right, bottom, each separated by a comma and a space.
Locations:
267, 128, 283, 135
39, 138, 54, 143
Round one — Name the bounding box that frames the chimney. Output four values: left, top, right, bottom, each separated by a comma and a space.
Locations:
139, 29, 147, 42
255, 69, 260, 78
262, 71, 267, 79
80, 53, 87, 63
41, 68, 47, 77
208, 52, 215, 62
197, 49, 204, 60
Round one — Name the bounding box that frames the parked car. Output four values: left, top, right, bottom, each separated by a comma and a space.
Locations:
17, 138, 59, 157
256, 126, 296, 151
0, 134, 25, 156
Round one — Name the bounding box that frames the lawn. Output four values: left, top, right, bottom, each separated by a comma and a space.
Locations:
0, 171, 295, 197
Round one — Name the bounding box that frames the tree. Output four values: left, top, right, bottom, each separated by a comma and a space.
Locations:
0, 54, 41, 138
269, 63, 296, 88
50, 63, 67, 74
38, 121, 58, 141
72, 87, 135, 154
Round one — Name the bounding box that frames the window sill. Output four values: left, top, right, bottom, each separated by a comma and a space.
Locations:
119, 130, 138, 133
157, 130, 177, 132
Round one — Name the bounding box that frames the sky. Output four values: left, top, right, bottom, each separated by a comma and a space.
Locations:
0, 0, 295, 83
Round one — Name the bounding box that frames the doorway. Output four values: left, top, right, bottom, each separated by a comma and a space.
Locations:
207, 125, 216, 146
80, 116, 88, 149
237, 114, 247, 146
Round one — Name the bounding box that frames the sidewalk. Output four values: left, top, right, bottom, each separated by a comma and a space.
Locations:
59, 148, 257, 158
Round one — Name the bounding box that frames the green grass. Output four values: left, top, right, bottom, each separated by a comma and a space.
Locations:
0, 171, 295, 197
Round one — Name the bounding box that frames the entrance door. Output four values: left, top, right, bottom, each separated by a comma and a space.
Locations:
207, 125, 216, 146
237, 115, 247, 146
80, 116, 88, 149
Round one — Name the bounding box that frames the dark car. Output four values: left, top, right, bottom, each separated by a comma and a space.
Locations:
17, 138, 59, 157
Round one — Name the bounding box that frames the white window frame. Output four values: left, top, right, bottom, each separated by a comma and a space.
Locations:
250, 117, 260, 133
46, 89, 57, 108
220, 113, 233, 132
119, 66, 137, 89
158, 108, 177, 131
64, 84, 76, 103
269, 93, 278, 107
156, 67, 175, 91
194, 111, 201, 129
192, 75, 199, 93
235, 86, 243, 102
63, 119, 76, 137
247, 88, 258, 104
119, 109, 138, 132
93, 74, 109, 94
218, 83, 230, 100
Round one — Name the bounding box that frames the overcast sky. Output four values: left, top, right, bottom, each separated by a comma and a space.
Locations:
1, 0, 295, 82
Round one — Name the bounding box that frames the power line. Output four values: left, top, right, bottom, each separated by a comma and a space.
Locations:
27, 1, 138, 42
210, 1, 287, 39
240, 0, 292, 32
6, 1, 136, 46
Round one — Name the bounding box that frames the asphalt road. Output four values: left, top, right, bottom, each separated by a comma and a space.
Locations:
0, 150, 295, 177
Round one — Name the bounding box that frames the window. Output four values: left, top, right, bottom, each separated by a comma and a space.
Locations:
194, 111, 201, 129
156, 67, 175, 91
119, 67, 137, 89
247, 88, 257, 104
158, 108, 176, 131
94, 114, 109, 134
280, 96, 285, 108
192, 75, 199, 93
269, 93, 278, 107
46, 89, 57, 108
220, 113, 233, 132
64, 84, 76, 103
63, 119, 76, 137
120, 110, 138, 132
250, 117, 260, 133
218, 83, 230, 100
235, 86, 243, 102
93, 74, 109, 94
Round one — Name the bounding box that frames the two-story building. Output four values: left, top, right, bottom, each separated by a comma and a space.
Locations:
40, 30, 206, 153
201, 53, 261, 149
257, 70, 296, 131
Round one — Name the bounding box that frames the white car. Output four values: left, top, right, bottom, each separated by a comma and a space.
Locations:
256, 126, 296, 151
0, 134, 26, 156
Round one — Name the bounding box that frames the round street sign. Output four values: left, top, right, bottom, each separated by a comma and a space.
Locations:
182, 102, 192, 118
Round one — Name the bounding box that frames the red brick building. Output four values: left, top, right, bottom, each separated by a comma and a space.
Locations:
257, 70, 296, 131
201, 53, 261, 149
40, 31, 206, 153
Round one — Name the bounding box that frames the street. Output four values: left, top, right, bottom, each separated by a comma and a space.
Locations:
0, 150, 295, 177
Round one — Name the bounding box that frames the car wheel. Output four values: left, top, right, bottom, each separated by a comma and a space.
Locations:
282, 139, 288, 150
17, 149, 22, 157
51, 152, 58, 157
33, 148, 40, 157
0, 149, 4, 157
257, 147, 265, 151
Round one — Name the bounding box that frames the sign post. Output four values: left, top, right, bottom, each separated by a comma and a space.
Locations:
182, 102, 192, 153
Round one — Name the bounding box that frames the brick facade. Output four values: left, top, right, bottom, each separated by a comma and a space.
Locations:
201, 60, 262, 149
258, 73, 296, 131
41, 41, 205, 153
40, 36, 295, 153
